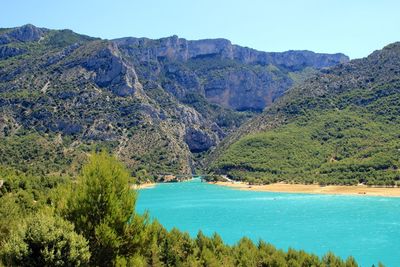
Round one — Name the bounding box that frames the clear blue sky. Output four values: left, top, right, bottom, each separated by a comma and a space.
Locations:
1, 0, 399, 59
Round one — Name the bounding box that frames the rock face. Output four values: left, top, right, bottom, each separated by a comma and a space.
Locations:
81, 44, 142, 97
0, 24, 348, 176
202, 67, 291, 111
0, 24, 47, 44
185, 127, 217, 153
114, 36, 348, 68
0, 46, 26, 59
114, 36, 349, 111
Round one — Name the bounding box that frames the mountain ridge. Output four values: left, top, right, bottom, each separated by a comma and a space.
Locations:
0, 24, 349, 178
113, 35, 348, 69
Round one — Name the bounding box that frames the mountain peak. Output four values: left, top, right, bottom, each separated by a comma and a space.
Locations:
0, 24, 47, 43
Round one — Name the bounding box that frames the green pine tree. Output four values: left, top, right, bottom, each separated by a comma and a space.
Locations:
64, 152, 149, 266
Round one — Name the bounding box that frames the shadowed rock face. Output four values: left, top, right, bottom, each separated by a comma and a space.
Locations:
185, 127, 217, 153
203, 67, 291, 111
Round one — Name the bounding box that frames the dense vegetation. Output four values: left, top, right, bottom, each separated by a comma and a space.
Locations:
212, 109, 399, 185
0, 152, 364, 266
210, 43, 400, 186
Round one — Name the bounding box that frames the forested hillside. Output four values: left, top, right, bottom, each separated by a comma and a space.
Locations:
209, 43, 400, 185
0, 24, 347, 179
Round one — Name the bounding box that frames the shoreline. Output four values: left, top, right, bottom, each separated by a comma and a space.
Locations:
131, 178, 196, 190
130, 183, 157, 190
210, 181, 400, 197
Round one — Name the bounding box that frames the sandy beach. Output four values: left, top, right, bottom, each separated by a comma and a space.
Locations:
130, 183, 157, 190
211, 181, 400, 197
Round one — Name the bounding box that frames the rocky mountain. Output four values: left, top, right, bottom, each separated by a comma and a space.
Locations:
114, 36, 348, 111
208, 42, 400, 185
0, 24, 348, 178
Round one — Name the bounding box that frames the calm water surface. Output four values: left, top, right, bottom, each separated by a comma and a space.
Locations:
136, 179, 400, 266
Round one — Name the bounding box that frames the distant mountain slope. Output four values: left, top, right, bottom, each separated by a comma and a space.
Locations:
209, 43, 400, 185
0, 24, 347, 178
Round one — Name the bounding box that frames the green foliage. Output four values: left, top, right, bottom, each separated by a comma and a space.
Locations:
288, 67, 319, 86
186, 56, 241, 73
64, 152, 149, 266
212, 109, 400, 185
0, 166, 67, 197
0, 132, 86, 176
1, 211, 90, 266
0, 153, 365, 267
134, 169, 152, 183
0, 193, 24, 243
44, 29, 94, 48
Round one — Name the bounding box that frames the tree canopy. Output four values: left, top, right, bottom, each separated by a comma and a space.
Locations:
0, 153, 365, 266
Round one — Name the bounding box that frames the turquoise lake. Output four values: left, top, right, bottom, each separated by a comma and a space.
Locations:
136, 179, 400, 266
